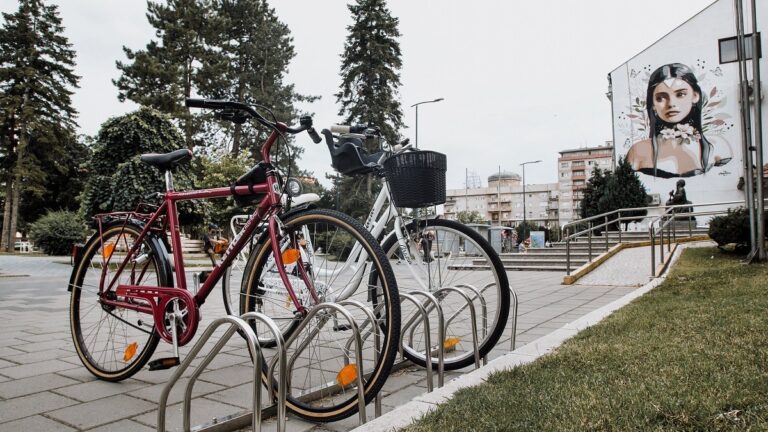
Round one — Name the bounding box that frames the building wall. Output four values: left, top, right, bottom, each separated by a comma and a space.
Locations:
444, 182, 559, 228
557, 144, 614, 226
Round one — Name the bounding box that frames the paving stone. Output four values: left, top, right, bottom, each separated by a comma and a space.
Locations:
134, 398, 243, 431
197, 364, 253, 387
2, 348, 71, 364
0, 346, 26, 357
85, 419, 156, 432
0, 358, 79, 379
129, 378, 225, 405
0, 359, 17, 369
54, 367, 100, 383
0, 415, 76, 432
203, 382, 269, 409
53, 378, 150, 402
9, 339, 69, 353
46, 394, 155, 430
0, 373, 80, 399
0, 392, 78, 423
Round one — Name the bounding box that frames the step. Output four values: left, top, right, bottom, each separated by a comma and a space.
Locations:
450, 264, 568, 272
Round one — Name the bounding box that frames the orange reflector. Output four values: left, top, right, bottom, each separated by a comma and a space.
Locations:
102, 242, 115, 260
336, 363, 358, 387
282, 248, 300, 264
123, 342, 138, 362
443, 337, 460, 352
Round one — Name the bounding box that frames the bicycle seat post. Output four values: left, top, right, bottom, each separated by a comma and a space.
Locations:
165, 170, 174, 192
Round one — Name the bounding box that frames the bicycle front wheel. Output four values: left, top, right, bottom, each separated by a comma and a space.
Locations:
240, 208, 400, 422
379, 218, 510, 370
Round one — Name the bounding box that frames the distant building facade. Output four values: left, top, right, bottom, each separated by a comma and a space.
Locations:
557, 142, 613, 226
443, 171, 559, 228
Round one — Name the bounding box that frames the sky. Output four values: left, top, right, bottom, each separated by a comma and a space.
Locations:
3, 0, 717, 189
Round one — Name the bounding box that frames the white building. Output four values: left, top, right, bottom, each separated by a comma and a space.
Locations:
557, 143, 614, 226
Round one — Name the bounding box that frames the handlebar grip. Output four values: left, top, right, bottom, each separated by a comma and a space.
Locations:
185, 98, 233, 110
308, 127, 322, 144
330, 124, 369, 134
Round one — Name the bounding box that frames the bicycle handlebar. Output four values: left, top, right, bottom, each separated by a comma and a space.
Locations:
185, 98, 321, 141
330, 124, 369, 134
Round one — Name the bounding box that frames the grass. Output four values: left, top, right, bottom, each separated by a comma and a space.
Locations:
405, 247, 768, 431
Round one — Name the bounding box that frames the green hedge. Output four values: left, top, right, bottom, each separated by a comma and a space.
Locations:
28, 211, 86, 255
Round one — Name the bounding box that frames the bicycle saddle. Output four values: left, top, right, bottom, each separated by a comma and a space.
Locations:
321, 129, 383, 176
140, 149, 193, 171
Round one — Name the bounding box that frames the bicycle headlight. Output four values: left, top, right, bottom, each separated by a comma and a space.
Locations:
286, 177, 303, 197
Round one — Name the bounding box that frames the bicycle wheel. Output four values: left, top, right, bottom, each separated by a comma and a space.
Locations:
240, 208, 400, 422
69, 221, 170, 381
378, 218, 510, 370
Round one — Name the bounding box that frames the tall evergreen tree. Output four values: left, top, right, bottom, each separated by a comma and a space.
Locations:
598, 157, 648, 229
580, 167, 606, 220
114, 0, 208, 149
334, 0, 404, 215
0, 0, 80, 251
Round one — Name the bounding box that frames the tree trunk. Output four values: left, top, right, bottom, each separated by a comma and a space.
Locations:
184, 56, 194, 149
1, 179, 13, 252
8, 178, 20, 252
231, 77, 247, 157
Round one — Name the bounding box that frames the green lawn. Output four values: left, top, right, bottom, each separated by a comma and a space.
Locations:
406, 247, 768, 431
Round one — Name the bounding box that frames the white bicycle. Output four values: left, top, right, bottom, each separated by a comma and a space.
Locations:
224, 125, 510, 370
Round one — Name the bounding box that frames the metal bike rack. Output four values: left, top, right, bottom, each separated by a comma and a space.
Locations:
157, 312, 286, 432
433, 287, 481, 369
443, 284, 487, 365
403, 291, 445, 388
267, 302, 369, 425
398, 293, 436, 392
441, 282, 519, 351
338, 300, 383, 417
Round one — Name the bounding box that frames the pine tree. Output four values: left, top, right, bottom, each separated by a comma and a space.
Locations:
598, 157, 648, 229
334, 0, 404, 215
0, 0, 80, 251
114, 0, 209, 149
580, 167, 606, 220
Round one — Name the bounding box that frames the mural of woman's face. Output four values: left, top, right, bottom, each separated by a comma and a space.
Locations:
652, 78, 700, 124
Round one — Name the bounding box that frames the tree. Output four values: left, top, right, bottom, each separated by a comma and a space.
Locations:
333, 0, 404, 215
0, 0, 79, 251
598, 157, 648, 229
580, 167, 606, 220
114, 0, 208, 149
80, 108, 201, 226
580, 157, 647, 231
456, 210, 485, 224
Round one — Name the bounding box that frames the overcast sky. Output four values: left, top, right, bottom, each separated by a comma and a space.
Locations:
3, 0, 716, 188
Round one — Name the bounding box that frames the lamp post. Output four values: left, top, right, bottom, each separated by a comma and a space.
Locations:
520, 160, 542, 240
411, 98, 444, 148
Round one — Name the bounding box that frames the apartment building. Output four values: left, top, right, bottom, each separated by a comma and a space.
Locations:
557, 142, 613, 226
443, 171, 559, 228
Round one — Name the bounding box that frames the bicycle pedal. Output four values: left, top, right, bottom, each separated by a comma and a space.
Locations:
148, 357, 180, 371
333, 324, 352, 332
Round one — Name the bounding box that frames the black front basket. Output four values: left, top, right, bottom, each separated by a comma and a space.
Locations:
382, 151, 447, 208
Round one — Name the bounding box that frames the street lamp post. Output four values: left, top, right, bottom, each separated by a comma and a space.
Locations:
411, 98, 444, 148
520, 160, 542, 240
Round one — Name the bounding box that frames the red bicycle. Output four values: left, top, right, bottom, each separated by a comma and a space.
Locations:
68, 99, 400, 421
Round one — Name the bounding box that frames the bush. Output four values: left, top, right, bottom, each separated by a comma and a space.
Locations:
708, 207, 750, 253
28, 211, 87, 255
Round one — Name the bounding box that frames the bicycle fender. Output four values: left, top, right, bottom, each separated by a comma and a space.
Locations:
280, 202, 318, 220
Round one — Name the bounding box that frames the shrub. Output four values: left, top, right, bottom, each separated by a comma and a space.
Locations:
28, 211, 87, 255
708, 207, 750, 253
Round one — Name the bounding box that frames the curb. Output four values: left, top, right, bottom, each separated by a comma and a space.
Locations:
351, 241, 709, 432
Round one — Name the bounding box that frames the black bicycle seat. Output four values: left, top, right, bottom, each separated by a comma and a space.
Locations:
140, 149, 193, 171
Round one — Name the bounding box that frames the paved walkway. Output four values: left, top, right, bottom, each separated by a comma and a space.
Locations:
0, 255, 637, 431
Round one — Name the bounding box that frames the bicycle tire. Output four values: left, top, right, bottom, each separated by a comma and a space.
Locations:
377, 218, 510, 370
240, 208, 400, 422
69, 221, 170, 381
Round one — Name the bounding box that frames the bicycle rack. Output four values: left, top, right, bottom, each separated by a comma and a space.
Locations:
433, 286, 482, 369
157, 312, 286, 432
398, 293, 436, 392
338, 300, 383, 417
399, 291, 445, 388
267, 302, 369, 426
443, 284, 487, 365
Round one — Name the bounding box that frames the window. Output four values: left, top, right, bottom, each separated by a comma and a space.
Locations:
560, 162, 569, 168
719, 33, 761, 64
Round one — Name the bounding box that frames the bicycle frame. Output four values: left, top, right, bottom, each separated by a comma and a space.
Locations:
94, 124, 315, 345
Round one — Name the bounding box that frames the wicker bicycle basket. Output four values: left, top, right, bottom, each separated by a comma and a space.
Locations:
382, 150, 447, 208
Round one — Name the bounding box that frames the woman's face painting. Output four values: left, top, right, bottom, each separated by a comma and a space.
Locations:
652, 78, 700, 124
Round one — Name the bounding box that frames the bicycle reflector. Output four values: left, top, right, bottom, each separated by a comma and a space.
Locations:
123, 342, 138, 362
443, 337, 460, 352
282, 248, 300, 264
336, 363, 358, 387
102, 242, 115, 260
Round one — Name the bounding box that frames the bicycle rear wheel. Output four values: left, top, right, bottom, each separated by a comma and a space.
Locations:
240, 208, 400, 422
378, 218, 510, 370
69, 222, 170, 381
